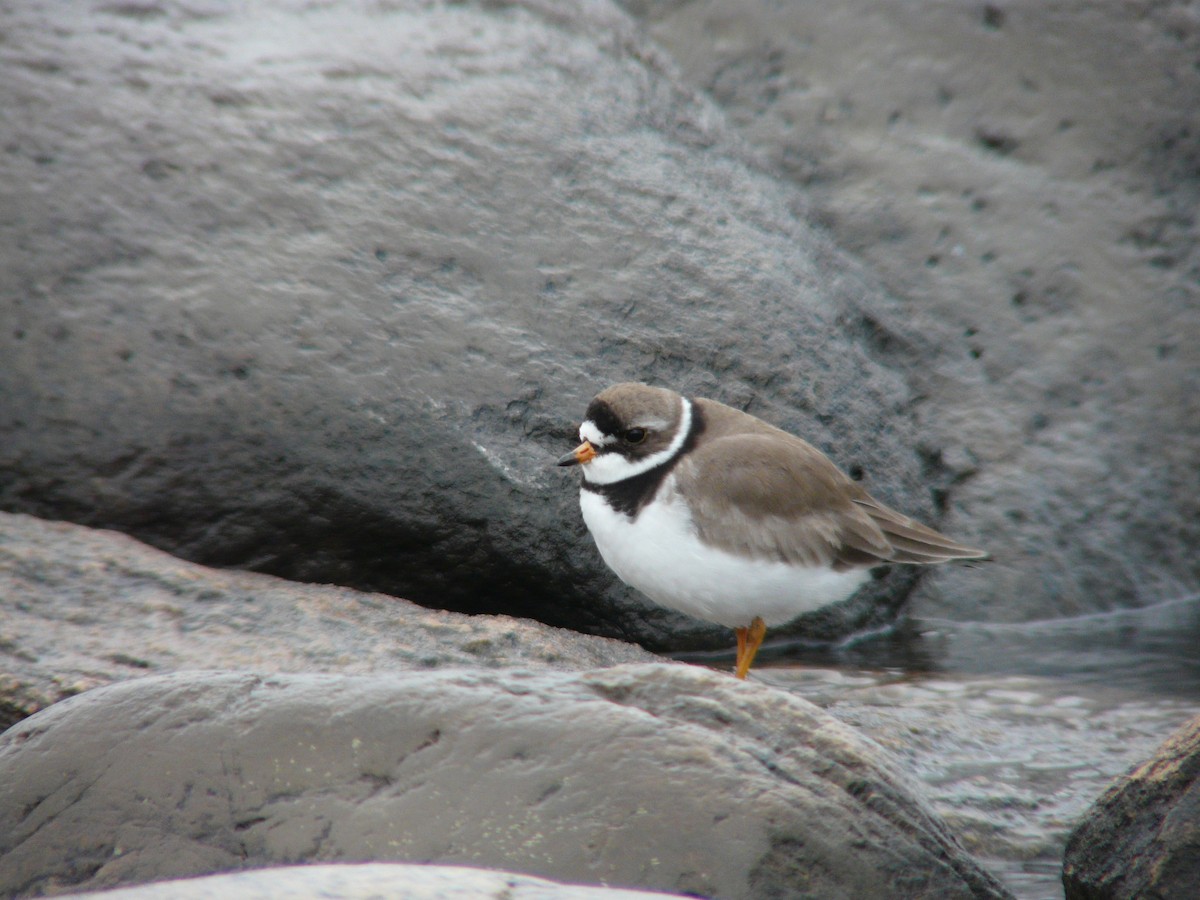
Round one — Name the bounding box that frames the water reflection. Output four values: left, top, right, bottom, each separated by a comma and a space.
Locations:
675, 595, 1200, 900
679, 594, 1200, 700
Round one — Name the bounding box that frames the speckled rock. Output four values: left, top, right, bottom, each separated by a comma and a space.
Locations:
0, 511, 658, 731
1062, 714, 1200, 900
0, 665, 1012, 899
621, 0, 1200, 619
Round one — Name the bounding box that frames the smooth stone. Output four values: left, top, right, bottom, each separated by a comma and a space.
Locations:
0, 666, 1012, 899
51, 862, 682, 900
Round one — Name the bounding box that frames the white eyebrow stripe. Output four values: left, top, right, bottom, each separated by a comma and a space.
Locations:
579, 420, 615, 446
581, 396, 692, 486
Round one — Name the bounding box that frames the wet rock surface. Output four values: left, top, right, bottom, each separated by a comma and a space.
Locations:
0, 665, 1011, 900
1062, 714, 1200, 900
4, 1, 1200, 894
4, 0, 1196, 649
0, 511, 657, 728
4, 511, 1199, 898
760, 662, 1200, 900
0, 0, 954, 649
55, 863, 684, 900
8, 1, 1196, 645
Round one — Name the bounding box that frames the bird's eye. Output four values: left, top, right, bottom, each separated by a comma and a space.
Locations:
624, 427, 647, 444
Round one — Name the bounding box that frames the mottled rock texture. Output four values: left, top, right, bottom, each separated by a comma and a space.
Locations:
620, 0, 1200, 620
0, 511, 656, 730
1063, 714, 1200, 900
0, 666, 1012, 899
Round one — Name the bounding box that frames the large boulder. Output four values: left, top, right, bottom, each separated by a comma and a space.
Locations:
0, 666, 1011, 899
0, 0, 987, 649
10, 0, 1191, 639
621, 0, 1200, 620
1062, 714, 1200, 899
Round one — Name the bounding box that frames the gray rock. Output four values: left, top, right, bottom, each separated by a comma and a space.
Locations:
0, 511, 657, 730
620, 0, 1200, 620
0, 1, 983, 648
0, 666, 1012, 899
1062, 714, 1200, 900
54, 863, 681, 900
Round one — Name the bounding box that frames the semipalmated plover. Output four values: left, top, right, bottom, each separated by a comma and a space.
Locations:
558, 383, 985, 678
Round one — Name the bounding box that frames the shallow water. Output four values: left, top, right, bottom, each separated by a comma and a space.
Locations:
681, 595, 1200, 900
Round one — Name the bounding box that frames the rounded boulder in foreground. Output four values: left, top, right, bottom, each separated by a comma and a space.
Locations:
0, 665, 1010, 899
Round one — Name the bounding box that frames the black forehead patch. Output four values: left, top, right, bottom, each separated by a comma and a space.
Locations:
584, 398, 623, 438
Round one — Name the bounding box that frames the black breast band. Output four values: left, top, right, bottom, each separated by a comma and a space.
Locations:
581, 401, 705, 519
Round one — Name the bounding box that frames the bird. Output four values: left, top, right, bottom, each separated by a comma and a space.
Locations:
557, 383, 986, 678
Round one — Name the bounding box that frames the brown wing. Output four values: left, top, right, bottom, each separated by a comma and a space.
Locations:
851, 496, 987, 564
673, 430, 986, 571
673, 432, 895, 570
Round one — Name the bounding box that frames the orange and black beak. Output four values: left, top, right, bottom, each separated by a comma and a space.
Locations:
556, 440, 596, 467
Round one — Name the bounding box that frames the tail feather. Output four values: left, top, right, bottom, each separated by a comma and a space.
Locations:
853, 496, 988, 564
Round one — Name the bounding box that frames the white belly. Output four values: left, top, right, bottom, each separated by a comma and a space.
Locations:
579, 478, 869, 629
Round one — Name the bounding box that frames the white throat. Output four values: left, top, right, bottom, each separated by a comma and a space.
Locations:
581, 395, 692, 486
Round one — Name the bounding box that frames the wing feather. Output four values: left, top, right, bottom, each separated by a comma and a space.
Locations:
673, 427, 986, 571
852, 497, 987, 563
675, 433, 891, 568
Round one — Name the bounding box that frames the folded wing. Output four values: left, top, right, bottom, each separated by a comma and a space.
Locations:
673, 432, 985, 571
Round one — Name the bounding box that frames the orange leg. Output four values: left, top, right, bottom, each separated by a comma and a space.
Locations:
733, 617, 767, 679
